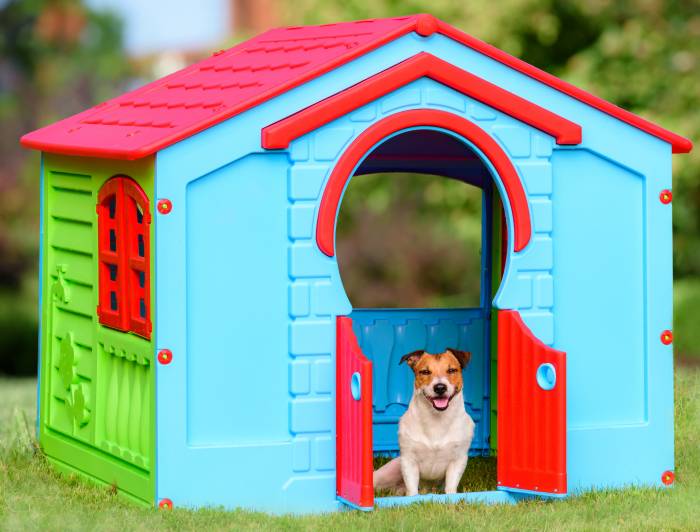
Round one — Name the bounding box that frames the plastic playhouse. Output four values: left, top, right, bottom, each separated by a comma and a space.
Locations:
21, 14, 692, 514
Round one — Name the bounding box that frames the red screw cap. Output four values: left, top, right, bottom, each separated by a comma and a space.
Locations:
661, 470, 675, 486
157, 199, 172, 214
158, 498, 173, 510
659, 189, 672, 204
158, 349, 173, 365
661, 330, 673, 345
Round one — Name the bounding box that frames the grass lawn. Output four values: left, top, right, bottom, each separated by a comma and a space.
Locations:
1, 369, 699, 531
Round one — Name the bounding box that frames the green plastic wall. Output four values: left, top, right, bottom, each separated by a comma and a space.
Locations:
38, 153, 156, 505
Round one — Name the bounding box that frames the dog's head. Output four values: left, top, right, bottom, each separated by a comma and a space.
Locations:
400, 348, 470, 411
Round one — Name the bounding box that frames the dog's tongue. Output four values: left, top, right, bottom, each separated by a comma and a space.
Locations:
433, 397, 449, 409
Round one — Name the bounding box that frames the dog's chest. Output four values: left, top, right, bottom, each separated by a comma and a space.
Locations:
409, 437, 468, 480
398, 405, 474, 480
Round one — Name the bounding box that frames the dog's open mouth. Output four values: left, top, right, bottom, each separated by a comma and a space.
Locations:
429, 396, 450, 411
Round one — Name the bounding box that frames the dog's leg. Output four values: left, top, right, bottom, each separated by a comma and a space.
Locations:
400, 456, 420, 496
373, 457, 403, 490
444, 455, 468, 494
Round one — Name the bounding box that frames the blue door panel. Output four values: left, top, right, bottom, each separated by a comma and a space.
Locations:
350, 308, 490, 455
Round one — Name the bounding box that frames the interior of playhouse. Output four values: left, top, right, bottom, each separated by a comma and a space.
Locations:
335, 128, 505, 498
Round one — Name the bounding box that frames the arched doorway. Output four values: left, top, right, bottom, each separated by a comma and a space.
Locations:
337, 131, 486, 309
333, 122, 511, 508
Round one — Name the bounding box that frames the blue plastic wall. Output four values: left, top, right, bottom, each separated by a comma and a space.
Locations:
154, 30, 674, 513
553, 146, 674, 493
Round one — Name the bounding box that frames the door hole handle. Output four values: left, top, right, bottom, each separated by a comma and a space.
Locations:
350, 372, 361, 400
536, 363, 556, 390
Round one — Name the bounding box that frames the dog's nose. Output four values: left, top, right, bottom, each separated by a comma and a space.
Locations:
433, 383, 447, 396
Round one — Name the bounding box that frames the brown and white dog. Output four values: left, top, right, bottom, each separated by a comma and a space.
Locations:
373, 348, 474, 496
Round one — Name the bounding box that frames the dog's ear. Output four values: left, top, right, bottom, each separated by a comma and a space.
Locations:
399, 350, 425, 369
446, 348, 471, 369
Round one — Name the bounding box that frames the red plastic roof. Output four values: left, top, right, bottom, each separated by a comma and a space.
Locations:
21, 14, 692, 159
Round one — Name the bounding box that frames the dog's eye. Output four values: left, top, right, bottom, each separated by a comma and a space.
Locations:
419, 369, 431, 376
447, 368, 459, 374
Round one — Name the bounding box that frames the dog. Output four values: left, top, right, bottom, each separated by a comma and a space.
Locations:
373, 348, 474, 496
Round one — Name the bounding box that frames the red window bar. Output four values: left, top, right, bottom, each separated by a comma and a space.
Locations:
96, 176, 152, 339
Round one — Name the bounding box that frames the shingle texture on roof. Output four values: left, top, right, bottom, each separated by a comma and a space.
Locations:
21, 14, 691, 159
21, 16, 419, 159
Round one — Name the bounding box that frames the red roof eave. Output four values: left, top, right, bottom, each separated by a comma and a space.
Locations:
262, 52, 582, 149
432, 17, 692, 154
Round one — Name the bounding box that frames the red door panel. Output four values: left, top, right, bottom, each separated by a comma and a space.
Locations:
336, 316, 374, 510
497, 310, 567, 496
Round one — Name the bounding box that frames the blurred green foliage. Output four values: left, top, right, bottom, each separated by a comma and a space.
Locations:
0, 0, 131, 375
0, 0, 698, 374
674, 279, 700, 361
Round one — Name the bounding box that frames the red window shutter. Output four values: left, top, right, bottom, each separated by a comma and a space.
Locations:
97, 179, 128, 331
97, 176, 151, 339
123, 180, 152, 339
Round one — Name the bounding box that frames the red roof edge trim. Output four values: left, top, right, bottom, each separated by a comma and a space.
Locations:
262, 52, 582, 149
316, 109, 532, 256
18, 137, 152, 161
432, 17, 692, 154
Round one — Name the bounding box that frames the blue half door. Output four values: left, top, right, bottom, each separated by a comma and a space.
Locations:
351, 308, 490, 454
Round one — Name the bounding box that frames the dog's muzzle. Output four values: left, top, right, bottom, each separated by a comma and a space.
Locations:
424, 387, 456, 411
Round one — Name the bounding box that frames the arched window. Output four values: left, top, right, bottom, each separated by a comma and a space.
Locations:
96, 176, 152, 339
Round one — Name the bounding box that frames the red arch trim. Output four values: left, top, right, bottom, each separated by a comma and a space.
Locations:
316, 109, 532, 256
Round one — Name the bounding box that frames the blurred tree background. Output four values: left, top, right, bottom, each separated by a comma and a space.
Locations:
0, 0, 698, 375
0, 0, 131, 374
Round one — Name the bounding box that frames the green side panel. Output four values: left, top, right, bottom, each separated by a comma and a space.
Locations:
39, 153, 156, 505
490, 194, 503, 455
